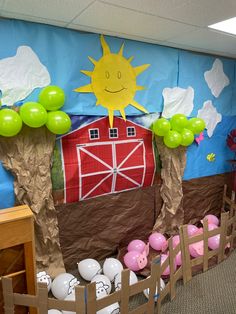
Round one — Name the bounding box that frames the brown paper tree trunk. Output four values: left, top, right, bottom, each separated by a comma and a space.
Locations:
0, 125, 65, 277
153, 136, 187, 234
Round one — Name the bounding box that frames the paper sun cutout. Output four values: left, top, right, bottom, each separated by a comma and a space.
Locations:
74, 35, 149, 127
204, 59, 229, 98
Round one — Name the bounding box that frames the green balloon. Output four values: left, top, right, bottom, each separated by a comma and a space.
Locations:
187, 118, 205, 134
163, 130, 182, 148
46, 111, 71, 134
0, 109, 22, 137
152, 118, 170, 136
170, 114, 188, 132
38, 85, 65, 111
20, 102, 47, 128
180, 128, 194, 146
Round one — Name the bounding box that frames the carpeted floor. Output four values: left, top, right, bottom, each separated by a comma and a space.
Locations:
130, 250, 236, 314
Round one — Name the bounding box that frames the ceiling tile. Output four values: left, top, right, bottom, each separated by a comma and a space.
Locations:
0, 10, 68, 27
101, 0, 236, 27
2, 0, 95, 23
165, 28, 236, 58
70, 1, 197, 42
0, 0, 5, 8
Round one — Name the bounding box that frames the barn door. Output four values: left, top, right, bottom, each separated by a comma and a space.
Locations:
77, 140, 145, 200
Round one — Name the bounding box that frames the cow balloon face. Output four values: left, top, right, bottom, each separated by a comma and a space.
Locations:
36, 271, 52, 292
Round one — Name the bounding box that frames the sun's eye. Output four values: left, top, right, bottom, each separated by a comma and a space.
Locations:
105, 71, 110, 79
117, 71, 121, 79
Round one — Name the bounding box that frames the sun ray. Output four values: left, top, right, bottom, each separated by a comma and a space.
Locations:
100, 35, 111, 55
134, 64, 150, 77
118, 43, 124, 56
119, 108, 126, 121
88, 56, 97, 65
128, 56, 134, 63
81, 70, 93, 77
74, 84, 93, 93
130, 100, 148, 114
108, 109, 114, 128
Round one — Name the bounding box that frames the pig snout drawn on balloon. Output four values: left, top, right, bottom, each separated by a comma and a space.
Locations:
136, 243, 149, 269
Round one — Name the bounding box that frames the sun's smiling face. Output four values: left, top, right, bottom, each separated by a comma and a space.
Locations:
92, 54, 136, 109
74, 35, 149, 127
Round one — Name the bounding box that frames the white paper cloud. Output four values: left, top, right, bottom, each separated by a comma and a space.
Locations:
135, 112, 160, 128
0, 46, 51, 106
162, 86, 194, 118
197, 100, 222, 137
204, 59, 229, 98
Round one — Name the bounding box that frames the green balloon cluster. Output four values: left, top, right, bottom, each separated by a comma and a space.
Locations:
39, 85, 65, 111
0, 85, 71, 137
0, 109, 22, 137
20, 102, 47, 128
37, 85, 71, 135
152, 114, 205, 149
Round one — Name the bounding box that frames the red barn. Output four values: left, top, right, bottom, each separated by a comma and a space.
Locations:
61, 116, 155, 203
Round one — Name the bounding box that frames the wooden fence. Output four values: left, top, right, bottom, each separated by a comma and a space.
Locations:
2, 185, 236, 314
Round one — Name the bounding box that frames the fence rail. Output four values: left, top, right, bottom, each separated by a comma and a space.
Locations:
2, 184, 236, 314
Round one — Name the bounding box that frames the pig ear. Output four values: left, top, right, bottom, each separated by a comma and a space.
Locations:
145, 243, 150, 256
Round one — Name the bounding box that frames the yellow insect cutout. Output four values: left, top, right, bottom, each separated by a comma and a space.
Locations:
74, 35, 149, 127
206, 153, 216, 162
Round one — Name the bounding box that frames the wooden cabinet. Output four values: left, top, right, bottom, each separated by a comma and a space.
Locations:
0, 205, 36, 314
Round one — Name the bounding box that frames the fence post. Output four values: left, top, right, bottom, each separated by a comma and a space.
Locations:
38, 282, 48, 314
86, 282, 97, 314
120, 269, 130, 313
75, 285, 86, 314
218, 212, 229, 263
168, 238, 175, 300
180, 225, 192, 283
203, 218, 209, 272
2, 277, 15, 314
230, 211, 236, 252
147, 256, 160, 314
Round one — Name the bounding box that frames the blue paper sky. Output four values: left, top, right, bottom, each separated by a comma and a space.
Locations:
0, 18, 236, 209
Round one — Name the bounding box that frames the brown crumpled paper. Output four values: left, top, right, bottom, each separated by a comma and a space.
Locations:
152, 136, 186, 234
56, 185, 161, 272
0, 125, 65, 277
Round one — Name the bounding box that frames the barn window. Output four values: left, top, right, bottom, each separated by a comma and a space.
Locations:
127, 127, 136, 137
109, 128, 118, 138
89, 128, 99, 140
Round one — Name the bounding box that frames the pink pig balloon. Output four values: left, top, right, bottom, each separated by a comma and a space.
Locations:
208, 223, 218, 231
172, 235, 180, 248
136, 244, 149, 270
149, 233, 168, 252
124, 251, 140, 271
204, 214, 219, 226
207, 224, 220, 250
161, 254, 176, 276
175, 252, 182, 266
127, 240, 146, 253
187, 225, 199, 237
124, 244, 149, 271
189, 228, 204, 258
189, 241, 204, 257
208, 234, 220, 250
